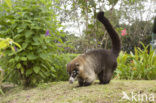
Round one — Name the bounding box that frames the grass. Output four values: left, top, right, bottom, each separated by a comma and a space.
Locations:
0, 80, 156, 103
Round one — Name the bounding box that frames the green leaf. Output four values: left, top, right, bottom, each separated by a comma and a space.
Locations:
32, 36, 39, 42
32, 41, 40, 45
129, 0, 135, 4
9, 58, 15, 63
39, 53, 47, 60
15, 56, 20, 61
20, 57, 27, 61
27, 53, 37, 60
25, 30, 34, 38
16, 63, 21, 69
39, 71, 46, 78
21, 67, 24, 74
0, 89, 4, 95
11, 46, 15, 52
32, 78, 37, 84
41, 64, 47, 69
108, 0, 118, 5
26, 69, 33, 77
33, 66, 40, 74
28, 46, 33, 50
0, 39, 9, 49
50, 66, 56, 72
13, 42, 21, 48
22, 43, 28, 49
17, 28, 24, 33
32, 36, 40, 45
4, 0, 12, 9
13, 34, 23, 40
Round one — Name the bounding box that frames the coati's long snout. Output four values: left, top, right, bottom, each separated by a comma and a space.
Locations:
67, 11, 121, 86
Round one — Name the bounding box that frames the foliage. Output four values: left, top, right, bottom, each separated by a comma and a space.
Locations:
0, 68, 4, 95
56, 0, 153, 54
0, 0, 63, 86
0, 37, 20, 95
0, 0, 155, 88
3, 0, 12, 9
115, 43, 156, 80
0, 0, 12, 95
120, 20, 152, 53
0, 38, 21, 55
60, 34, 79, 53
51, 54, 78, 81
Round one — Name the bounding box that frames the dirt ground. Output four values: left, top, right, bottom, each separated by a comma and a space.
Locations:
0, 80, 156, 103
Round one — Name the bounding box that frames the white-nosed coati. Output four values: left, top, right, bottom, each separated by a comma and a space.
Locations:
67, 11, 121, 86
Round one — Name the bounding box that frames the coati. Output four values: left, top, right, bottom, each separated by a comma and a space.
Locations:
67, 11, 121, 86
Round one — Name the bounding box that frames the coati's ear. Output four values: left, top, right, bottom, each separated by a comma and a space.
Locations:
75, 63, 79, 67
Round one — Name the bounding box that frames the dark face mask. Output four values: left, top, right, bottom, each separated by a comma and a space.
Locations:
69, 69, 79, 84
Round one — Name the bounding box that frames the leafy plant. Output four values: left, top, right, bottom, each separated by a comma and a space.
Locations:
4, 0, 12, 9
115, 42, 156, 80
0, 38, 21, 54
0, 68, 4, 95
0, 38, 21, 95
0, 0, 63, 86
51, 54, 78, 81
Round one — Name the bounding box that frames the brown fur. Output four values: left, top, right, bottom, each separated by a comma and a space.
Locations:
67, 11, 121, 86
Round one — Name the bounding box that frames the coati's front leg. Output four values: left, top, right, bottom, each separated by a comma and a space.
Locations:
83, 76, 95, 86
78, 76, 93, 86
78, 77, 84, 86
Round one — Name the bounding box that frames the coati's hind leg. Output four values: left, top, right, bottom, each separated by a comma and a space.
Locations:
98, 71, 104, 84
98, 72, 110, 84
98, 71, 111, 84
99, 63, 117, 84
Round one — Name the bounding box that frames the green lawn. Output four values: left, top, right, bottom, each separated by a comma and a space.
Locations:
0, 80, 156, 103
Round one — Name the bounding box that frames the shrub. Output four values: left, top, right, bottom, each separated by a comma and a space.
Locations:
0, 68, 4, 95
51, 54, 78, 81
115, 43, 156, 80
0, 0, 63, 86
0, 38, 20, 94
0, 38, 21, 54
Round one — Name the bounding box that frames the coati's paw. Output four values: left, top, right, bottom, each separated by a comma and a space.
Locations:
78, 82, 84, 87
78, 81, 91, 86
99, 80, 110, 84
78, 80, 92, 86
83, 82, 92, 86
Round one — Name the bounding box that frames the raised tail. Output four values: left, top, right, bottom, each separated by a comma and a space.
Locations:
97, 11, 121, 56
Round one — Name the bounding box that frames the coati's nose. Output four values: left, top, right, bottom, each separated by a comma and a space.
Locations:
69, 77, 75, 84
